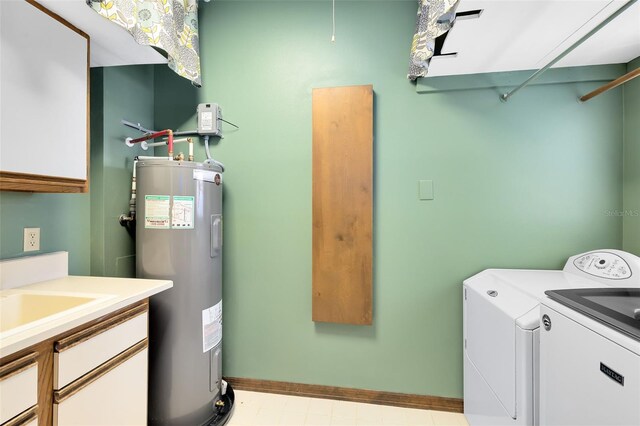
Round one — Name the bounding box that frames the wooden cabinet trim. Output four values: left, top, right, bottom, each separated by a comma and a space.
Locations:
0, 353, 37, 381
53, 339, 147, 404
54, 301, 148, 352
24, 0, 89, 39
2, 405, 38, 426
0, 172, 87, 193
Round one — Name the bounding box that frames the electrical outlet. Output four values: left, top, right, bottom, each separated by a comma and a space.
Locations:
23, 227, 40, 252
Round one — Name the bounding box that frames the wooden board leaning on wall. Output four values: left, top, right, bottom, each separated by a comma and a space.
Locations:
312, 85, 373, 325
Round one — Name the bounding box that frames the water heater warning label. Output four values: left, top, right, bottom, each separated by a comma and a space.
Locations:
145, 195, 170, 229
202, 300, 222, 352
172, 196, 194, 229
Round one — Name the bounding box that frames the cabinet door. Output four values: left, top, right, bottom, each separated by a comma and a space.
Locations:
54, 303, 148, 389
0, 354, 37, 424
1, 406, 37, 426
54, 342, 148, 426
0, 0, 89, 193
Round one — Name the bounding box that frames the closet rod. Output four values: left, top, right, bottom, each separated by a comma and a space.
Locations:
580, 67, 640, 102
500, 0, 637, 102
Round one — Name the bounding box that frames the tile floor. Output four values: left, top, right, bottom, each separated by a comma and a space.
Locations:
227, 390, 469, 426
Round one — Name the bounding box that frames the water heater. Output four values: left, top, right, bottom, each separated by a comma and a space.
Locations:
136, 159, 225, 425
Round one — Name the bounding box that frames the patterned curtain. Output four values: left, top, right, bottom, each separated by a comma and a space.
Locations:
88, 0, 201, 87
408, 0, 460, 80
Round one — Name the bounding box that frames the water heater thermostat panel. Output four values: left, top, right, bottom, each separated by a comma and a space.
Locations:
197, 103, 222, 136
572, 252, 631, 280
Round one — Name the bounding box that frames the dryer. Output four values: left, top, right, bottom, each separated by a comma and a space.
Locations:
463, 250, 640, 426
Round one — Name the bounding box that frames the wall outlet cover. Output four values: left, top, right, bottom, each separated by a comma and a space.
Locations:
419, 180, 434, 200
23, 227, 40, 252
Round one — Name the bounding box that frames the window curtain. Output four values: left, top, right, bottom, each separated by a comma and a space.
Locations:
87, 0, 202, 87
408, 0, 460, 80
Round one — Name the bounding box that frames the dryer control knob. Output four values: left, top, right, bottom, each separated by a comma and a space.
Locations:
594, 258, 609, 269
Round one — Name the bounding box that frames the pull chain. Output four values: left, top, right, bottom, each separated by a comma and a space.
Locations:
331, 0, 336, 42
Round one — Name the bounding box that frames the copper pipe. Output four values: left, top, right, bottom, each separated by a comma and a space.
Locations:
129, 129, 174, 157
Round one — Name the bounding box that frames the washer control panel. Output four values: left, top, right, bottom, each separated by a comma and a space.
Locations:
572, 251, 631, 280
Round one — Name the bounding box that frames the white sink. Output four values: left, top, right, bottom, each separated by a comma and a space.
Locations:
0, 291, 114, 338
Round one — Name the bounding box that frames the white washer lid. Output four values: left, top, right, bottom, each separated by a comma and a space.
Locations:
465, 272, 542, 328
465, 269, 605, 302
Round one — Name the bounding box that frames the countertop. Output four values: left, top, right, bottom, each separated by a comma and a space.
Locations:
0, 275, 172, 357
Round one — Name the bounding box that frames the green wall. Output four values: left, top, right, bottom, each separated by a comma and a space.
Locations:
0, 65, 152, 278
0, 192, 90, 275
90, 65, 154, 278
152, 1, 624, 398
623, 56, 640, 255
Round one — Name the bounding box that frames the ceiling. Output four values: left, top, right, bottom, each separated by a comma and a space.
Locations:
24, 0, 640, 74
428, 0, 640, 77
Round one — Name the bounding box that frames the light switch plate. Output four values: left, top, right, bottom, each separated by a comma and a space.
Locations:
419, 180, 434, 200
24, 227, 40, 252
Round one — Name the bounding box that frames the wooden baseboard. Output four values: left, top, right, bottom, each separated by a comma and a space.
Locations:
225, 377, 463, 413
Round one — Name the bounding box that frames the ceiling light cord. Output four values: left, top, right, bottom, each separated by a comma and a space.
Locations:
331, 0, 336, 42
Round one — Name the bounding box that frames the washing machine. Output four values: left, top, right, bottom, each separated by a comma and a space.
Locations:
463, 250, 640, 426
539, 287, 640, 423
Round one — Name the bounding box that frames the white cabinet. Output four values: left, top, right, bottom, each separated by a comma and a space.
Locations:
36, 0, 167, 68
0, 353, 37, 425
0, 300, 150, 426
52, 303, 149, 426
53, 345, 148, 426
0, 0, 89, 193
1, 406, 37, 426
53, 306, 148, 389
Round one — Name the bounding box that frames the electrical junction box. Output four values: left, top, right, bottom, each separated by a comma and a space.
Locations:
197, 103, 222, 136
